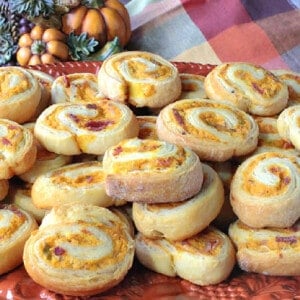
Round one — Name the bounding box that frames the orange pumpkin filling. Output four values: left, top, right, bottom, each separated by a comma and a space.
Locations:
242, 153, 292, 197
0, 70, 31, 101
44, 102, 121, 131
110, 141, 187, 173
115, 54, 173, 80
171, 101, 250, 141
59, 74, 99, 102
233, 67, 282, 98
256, 118, 278, 134
39, 222, 129, 270
175, 229, 222, 256
51, 162, 104, 187
0, 121, 24, 151
0, 209, 26, 241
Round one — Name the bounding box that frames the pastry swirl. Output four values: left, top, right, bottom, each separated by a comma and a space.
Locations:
277, 105, 300, 151
251, 116, 299, 156
0, 66, 41, 123
132, 164, 224, 240
0, 119, 37, 180
31, 161, 125, 209
135, 226, 236, 285
204, 62, 288, 116
0, 204, 38, 275
23, 205, 134, 296
34, 100, 139, 155
230, 151, 300, 228
51, 73, 104, 104
103, 138, 203, 203
229, 219, 300, 276
272, 69, 300, 106
157, 99, 259, 161
97, 51, 181, 108
179, 73, 207, 99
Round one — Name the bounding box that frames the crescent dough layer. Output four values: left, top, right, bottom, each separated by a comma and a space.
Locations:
103, 138, 203, 203
229, 219, 300, 276
51, 73, 104, 104
0, 119, 37, 179
132, 164, 224, 240
98, 51, 181, 108
277, 105, 300, 151
24, 205, 134, 296
250, 116, 299, 157
0, 204, 38, 275
272, 69, 300, 106
157, 98, 259, 162
179, 73, 207, 99
135, 226, 236, 285
0, 67, 41, 123
9, 182, 48, 223
31, 161, 125, 209
230, 151, 300, 228
204, 62, 288, 116
137, 115, 158, 140
28, 69, 54, 121
34, 100, 139, 155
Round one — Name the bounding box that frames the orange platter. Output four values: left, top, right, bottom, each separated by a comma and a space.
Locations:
0, 61, 299, 299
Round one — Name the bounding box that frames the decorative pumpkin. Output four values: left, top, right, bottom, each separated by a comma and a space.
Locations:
61, 0, 131, 48
16, 25, 69, 66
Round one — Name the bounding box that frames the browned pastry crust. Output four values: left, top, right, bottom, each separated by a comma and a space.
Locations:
31, 161, 126, 209
132, 164, 224, 240
0, 66, 41, 123
0, 204, 38, 275
34, 100, 139, 155
98, 51, 181, 108
103, 138, 203, 203
23, 205, 134, 296
230, 151, 300, 228
204, 62, 288, 116
0, 119, 37, 180
157, 98, 259, 162
229, 219, 300, 276
135, 226, 236, 285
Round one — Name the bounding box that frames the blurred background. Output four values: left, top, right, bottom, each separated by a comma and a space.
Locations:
1, 0, 299, 71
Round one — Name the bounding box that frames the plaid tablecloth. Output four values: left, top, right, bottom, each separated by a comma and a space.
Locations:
123, 0, 300, 72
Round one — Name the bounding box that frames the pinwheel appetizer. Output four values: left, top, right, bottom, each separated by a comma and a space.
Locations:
0, 66, 41, 123
34, 100, 139, 155
135, 226, 236, 285
103, 138, 203, 203
132, 164, 224, 241
229, 219, 300, 276
0, 119, 37, 180
204, 62, 288, 116
157, 99, 259, 161
230, 151, 300, 228
98, 51, 181, 108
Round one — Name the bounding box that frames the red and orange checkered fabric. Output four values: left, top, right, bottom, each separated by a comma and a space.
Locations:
125, 0, 300, 72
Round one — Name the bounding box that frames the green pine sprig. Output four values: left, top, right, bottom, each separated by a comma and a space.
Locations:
9, 0, 55, 18
0, 16, 18, 65
67, 32, 99, 61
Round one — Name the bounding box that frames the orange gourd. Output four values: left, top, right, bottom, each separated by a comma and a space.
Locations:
16, 25, 69, 66
61, 0, 131, 48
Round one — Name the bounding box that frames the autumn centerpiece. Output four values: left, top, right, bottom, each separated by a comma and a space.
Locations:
0, 0, 130, 66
